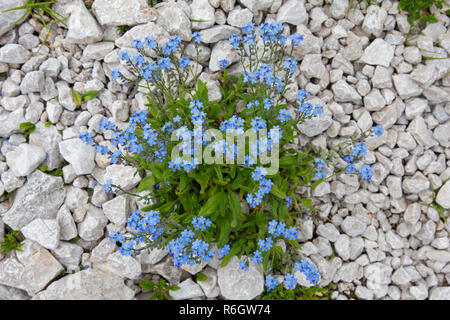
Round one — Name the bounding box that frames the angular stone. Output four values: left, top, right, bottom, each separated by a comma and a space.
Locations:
196, 266, 220, 298
200, 25, 240, 44
402, 172, 430, 194
190, 0, 215, 30
169, 278, 204, 300
115, 22, 170, 48
83, 42, 115, 61
341, 216, 366, 237
436, 181, 450, 209
276, 0, 307, 26
51, 242, 83, 269
362, 5, 387, 37
209, 40, 239, 72
0, 0, 27, 38
300, 54, 326, 79
77, 205, 108, 241
239, 0, 273, 12
102, 195, 129, 227
56, 205, 78, 241
21, 219, 60, 250
66, 0, 103, 44
92, 0, 155, 26
316, 223, 340, 242
157, 3, 191, 41
0, 243, 63, 295
393, 74, 423, 100
0, 108, 26, 137
0, 44, 30, 64
59, 138, 96, 175
217, 256, 264, 300
332, 80, 362, 103
99, 251, 142, 279
297, 100, 332, 136
29, 123, 63, 171
6, 143, 46, 177
3, 171, 65, 231
227, 7, 253, 28
360, 39, 394, 67
407, 117, 438, 149
20, 71, 45, 94
103, 164, 142, 191
34, 268, 135, 300
429, 287, 450, 300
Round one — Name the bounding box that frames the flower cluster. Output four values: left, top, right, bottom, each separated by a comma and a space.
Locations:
246, 167, 273, 209
295, 259, 320, 285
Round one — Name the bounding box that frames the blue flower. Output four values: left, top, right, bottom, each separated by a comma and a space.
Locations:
132, 40, 144, 49
313, 104, 324, 116
239, 259, 249, 271
144, 36, 157, 49
314, 158, 326, 170
360, 165, 373, 180
263, 98, 273, 110
284, 57, 297, 73
111, 69, 121, 80
79, 132, 94, 145
119, 50, 130, 61
315, 170, 326, 179
278, 109, 291, 123
295, 259, 320, 285
343, 155, 354, 163
290, 33, 304, 46
258, 237, 273, 252
219, 59, 230, 69
373, 125, 384, 136
346, 164, 357, 174
158, 57, 172, 70
251, 167, 267, 182
250, 250, 263, 264
250, 117, 266, 131
229, 34, 242, 49
297, 89, 310, 102
109, 150, 122, 164
192, 216, 212, 231
173, 115, 181, 122
179, 56, 191, 69
218, 245, 230, 258
283, 226, 298, 240
109, 230, 124, 244
192, 31, 202, 43
352, 142, 367, 159
103, 179, 114, 194
284, 273, 297, 290
265, 275, 278, 291
242, 22, 254, 35
285, 196, 293, 207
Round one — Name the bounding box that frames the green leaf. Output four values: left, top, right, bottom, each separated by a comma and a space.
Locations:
270, 183, 287, 199
170, 285, 180, 291
193, 173, 209, 194
136, 176, 156, 193
299, 198, 316, 211
71, 89, 82, 106
82, 90, 100, 101
198, 191, 227, 217
19, 122, 36, 135
196, 273, 208, 282
44, 121, 54, 127
228, 191, 241, 229
139, 280, 155, 291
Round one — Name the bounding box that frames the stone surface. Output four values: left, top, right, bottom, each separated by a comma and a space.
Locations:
217, 256, 264, 300
360, 39, 394, 67
51, 242, 83, 270
34, 268, 135, 300
157, 2, 191, 41
77, 205, 108, 241
169, 278, 205, 300
102, 195, 129, 227
92, 0, 155, 26
0, 241, 63, 295
6, 143, 46, 177
66, 0, 103, 44
3, 171, 66, 231
436, 181, 450, 209
276, 0, 307, 26
59, 138, 96, 175
21, 219, 60, 250
190, 0, 215, 30
0, 0, 27, 38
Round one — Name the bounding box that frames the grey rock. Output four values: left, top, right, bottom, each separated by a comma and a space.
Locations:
436, 181, 450, 209
239, 0, 273, 12
90, 238, 116, 265
335, 234, 351, 260
29, 123, 63, 170
21, 219, 60, 250
0, 241, 63, 295
217, 256, 264, 300
360, 39, 394, 67
276, 0, 307, 26
5, 143, 46, 177
3, 170, 65, 231
405, 98, 428, 120
393, 74, 423, 100
429, 287, 450, 300
425, 250, 450, 263
209, 40, 239, 72
157, 3, 192, 41
297, 102, 332, 136
300, 54, 326, 79
83, 42, 115, 61
115, 22, 170, 48
20, 71, 45, 94
59, 138, 96, 175
407, 117, 438, 149
331, 80, 362, 103
355, 285, 374, 300
103, 164, 142, 191
102, 195, 129, 227
200, 25, 240, 44
362, 5, 387, 37
391, 267, 411, 286
190, 0, 215, 30
227, 7, 253, 28
101, 251, 142, 279
169, 278, 204, 300
341, 216, 366, 237
316, 223, 340, 242
137, 247, 167, 265
0, 44, 30, 64
56, 205, 78, 241
153, 259, 183, 285
77, 205, 108, 241
0, 0, 27, 38
196, 266, 220, 298
335, 262, 363, 282
92, 0, 156, 26
34, 268, 135, 300
0, 284, 30, 300
403, 47, 422, 64
39, 58, 61, 79
51, 242, 83, 269
402, 172, 430, 194
0, 108, 26, 137
66, 0, 103, 44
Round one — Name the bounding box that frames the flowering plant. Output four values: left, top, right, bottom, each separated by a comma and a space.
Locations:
80, 22, 383, 293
